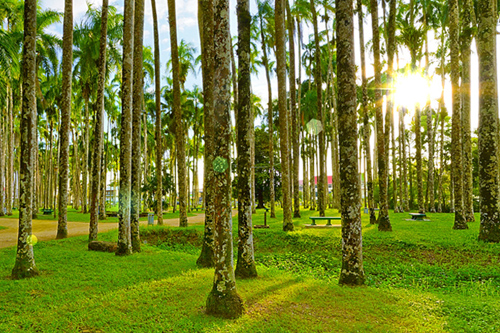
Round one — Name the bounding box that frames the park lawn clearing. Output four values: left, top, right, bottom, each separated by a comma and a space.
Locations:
0, 209, 498, 332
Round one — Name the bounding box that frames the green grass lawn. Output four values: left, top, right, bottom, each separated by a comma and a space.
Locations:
0, 207, 197, 223
1, 208, 499, 332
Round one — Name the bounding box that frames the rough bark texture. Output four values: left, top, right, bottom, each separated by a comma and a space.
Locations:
357, 0, 376, 224
6, 85, 13, 216
0, 106, 4, 216
131, 0, 145, 252
206, 0, 244, 318
82, 95, 89, 214
450, 0, 467, 230
370, 0, 391, 231
196, 0, 216, 268
387, 0, 397, 212
235, 0, 257, 279
117, 0, 134, 256
89, 0, 108, 242
168, 0, 188, 228
461, 0, 475, 222
415, 107, 424, 213
12, 0, 39, 279
311, 0, 325, 217
477, 0, 500, 242
275, 0, 293, 231
286, 1, 300, 218
337, 0, 365, 286
151, 0, 163, 226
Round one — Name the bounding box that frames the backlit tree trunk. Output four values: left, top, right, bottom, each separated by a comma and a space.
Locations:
276, 0, 293, 231
6, 85, 14, 216
57, 0, 74, 239
131, 0, 145, 252
196, 0, 216, 267
117, 0, 134, 256
205, 0, 244, 317
89, 0, 109, 241
357, 0, 376, 224
337, 0, 364, 286
370, 0, 391, 231
235, 0, 257, 279
168, 0, 188, 228
477, 0, 500, 242
12, 0, 39, 279
450, 0, 467, 229
460, 0, 475, 222
151, 0, 162, 225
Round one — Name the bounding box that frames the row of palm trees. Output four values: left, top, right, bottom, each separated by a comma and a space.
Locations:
2, 0, 500, 318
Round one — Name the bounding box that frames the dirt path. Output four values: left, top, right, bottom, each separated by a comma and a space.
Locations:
0, 212, 230, 249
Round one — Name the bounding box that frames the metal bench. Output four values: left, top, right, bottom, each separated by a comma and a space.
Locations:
42, 209, 53, 215
309, 216, 341, 226
409, 213, 427, 221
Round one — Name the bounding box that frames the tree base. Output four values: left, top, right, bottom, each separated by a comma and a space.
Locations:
12, 263, 39, 280
55, 230, 68, 240
235, 262, 258, 279
339, 271, 364, 286
196, 244, 215, 268
377, 213, 392, 231
206, 288, 244, 319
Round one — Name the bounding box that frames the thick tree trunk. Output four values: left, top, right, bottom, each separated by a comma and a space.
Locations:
6, 85, 14, 215
168, 0, 188, 228
235, 0, 257, 279
197, 0, 215, 267
370, 0, 391, 230
205, 0, 244, 317
89, 0, 109, 242
117, 0, 134, 256
478, 0, 500, 242
450, 0, 467, 229
275, 0, 293, 231
12, 0, 39, 279
415, 107, 424, 213
82, 94, 90, 214
357, 0, 376, 224
151, 0, 163, 225
56, 0, 73, 240
461, 0, 475, 222
337, 0, 364, 286
131, 0, 145, 252
0, 112, 5, 216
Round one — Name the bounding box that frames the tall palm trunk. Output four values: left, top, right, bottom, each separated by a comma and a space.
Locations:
131, 0, 145, 252
450, 0, 467, 229
297, 19, 309, 209
12, 0, 39, 279
460, 0, 475, 222
117, 0, 135, 256
89, 0, 109, 241
196, 0, 216, 267
205, 0, 244, 318
0, 113, 5, 216
56, 0, 74, 239
357, 0, 376, 224
477, 0, 500, 242
337, 0, 364, 286
276, 0, 293, 231
235, 0, 257, 278
370, 0, 391, 230
82, 92, 90, 213
311, 0, 325, 217
259, 13, 275, 218
151, 0, 163, 225
168, 0, 188, 228
6, 85, 14, 215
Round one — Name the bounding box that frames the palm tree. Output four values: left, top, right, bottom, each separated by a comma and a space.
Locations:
12, 0, 39, 279
460, 0, 475, 222
168, 0, 188, 228
131, 0, 145, 252
337, 0, 364, 286
370, 0, 391, 231
235, 0, 257, 279
449, 0, 467, 230
56, 0, 74, 239
196, 0, 216, 268
477, 0, 500, 242
357, 0, 376, 224
205, 0, 244, 318
151, 0, 163, 226
117, 0, 134, 256
88, 0, 109, 242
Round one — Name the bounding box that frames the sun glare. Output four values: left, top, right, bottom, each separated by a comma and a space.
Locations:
393, 72, 432, 111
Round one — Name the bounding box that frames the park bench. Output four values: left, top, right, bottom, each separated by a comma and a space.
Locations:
309, 216, 341, 226
42, 209, 53, 215
409, 213, 427, 221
